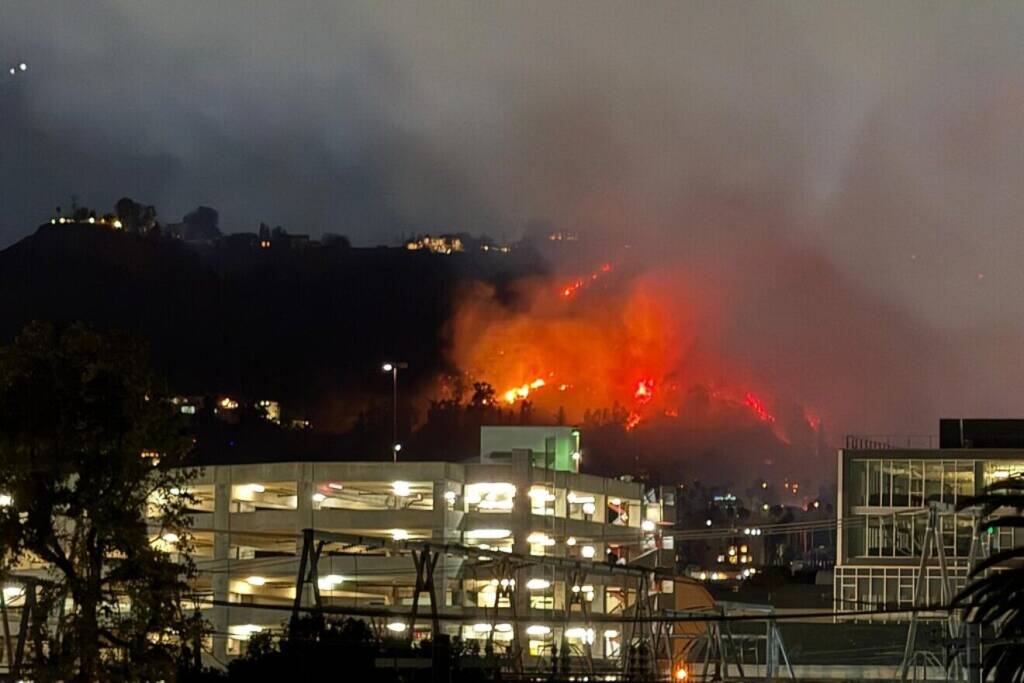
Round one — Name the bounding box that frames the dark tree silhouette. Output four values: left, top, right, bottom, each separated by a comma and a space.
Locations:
182, 206, 222, 241
0, 322, 202, 682
115, 197, 143, 233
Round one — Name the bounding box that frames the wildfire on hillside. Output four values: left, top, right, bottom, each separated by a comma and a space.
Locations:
448, 262, 818, 442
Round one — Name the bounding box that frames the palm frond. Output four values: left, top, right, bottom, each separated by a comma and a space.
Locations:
966, 546, 1024, 578
956, 476, 1024, 681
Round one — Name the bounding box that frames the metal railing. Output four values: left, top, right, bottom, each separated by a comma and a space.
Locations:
844, 435, 938, 450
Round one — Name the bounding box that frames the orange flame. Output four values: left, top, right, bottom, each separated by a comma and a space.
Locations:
502, 377, 547, 404
634, 378, 655, 404
451, 270, 692, 427
449, 267, 817, 435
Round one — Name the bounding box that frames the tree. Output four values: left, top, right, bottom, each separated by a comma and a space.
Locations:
953, 475, 1024, 682
182, 207, 222, 242
0, 322, 202, 682
227, 616, 379, 680
114, 197, 143, 234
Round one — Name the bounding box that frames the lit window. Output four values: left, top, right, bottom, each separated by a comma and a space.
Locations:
465, 482, 516, 513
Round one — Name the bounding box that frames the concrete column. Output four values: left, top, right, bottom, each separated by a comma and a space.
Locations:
511, 454, 534, 660
432, 479, 450, 630
512, 453, 533, 555
211, 469, 231, 664
295, 466, 314, 613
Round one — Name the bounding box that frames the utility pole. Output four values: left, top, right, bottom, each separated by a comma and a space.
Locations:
381, 362, 407, 461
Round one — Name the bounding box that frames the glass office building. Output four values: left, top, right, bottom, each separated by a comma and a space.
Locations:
835, 423, 1024, 620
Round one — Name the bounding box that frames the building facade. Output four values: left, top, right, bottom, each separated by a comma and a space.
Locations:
834, 429, 1024, 620
180, 427, 676, 666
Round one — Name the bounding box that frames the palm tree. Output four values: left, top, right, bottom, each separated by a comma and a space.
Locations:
954, 476, 1024, 681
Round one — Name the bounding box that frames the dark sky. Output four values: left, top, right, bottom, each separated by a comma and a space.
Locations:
2, 2, 1024, 435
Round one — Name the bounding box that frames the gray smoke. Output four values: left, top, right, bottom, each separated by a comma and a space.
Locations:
2, 1, 1023, 445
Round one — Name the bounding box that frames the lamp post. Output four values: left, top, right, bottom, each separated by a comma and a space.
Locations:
382, 362, 407, 462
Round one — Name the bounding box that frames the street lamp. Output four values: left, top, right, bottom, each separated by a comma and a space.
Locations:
382, 362, 407, 462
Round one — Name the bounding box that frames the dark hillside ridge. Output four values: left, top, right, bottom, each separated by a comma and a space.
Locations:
0, 224, 545, 427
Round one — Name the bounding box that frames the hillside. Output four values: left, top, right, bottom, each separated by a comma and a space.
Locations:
0, 224, 544, 429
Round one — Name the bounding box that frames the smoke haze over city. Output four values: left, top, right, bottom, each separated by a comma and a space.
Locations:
2, 1, 1024, 461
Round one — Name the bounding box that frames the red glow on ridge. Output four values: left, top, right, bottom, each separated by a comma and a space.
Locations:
559, 262, 614, 299
744, 392, 775, 423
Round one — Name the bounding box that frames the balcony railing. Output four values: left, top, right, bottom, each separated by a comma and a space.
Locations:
844, 434, 938, 450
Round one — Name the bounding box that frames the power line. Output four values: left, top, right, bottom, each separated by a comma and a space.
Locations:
196, 595, 959, 625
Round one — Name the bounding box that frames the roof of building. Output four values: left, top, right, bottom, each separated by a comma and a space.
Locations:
940, 418, 1024, 448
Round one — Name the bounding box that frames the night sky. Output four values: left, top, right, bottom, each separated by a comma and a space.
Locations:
3, 2, 1024, 435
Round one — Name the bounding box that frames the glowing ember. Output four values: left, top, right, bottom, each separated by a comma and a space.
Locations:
562, 279, 585, 298
634, 378, 655, 405
503, 378, 547, 404
745, 392, 775, 423
559, 262, 613, 299
625, 411, 641, 431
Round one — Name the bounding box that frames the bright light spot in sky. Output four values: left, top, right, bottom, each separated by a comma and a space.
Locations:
18, 63, 27, 71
